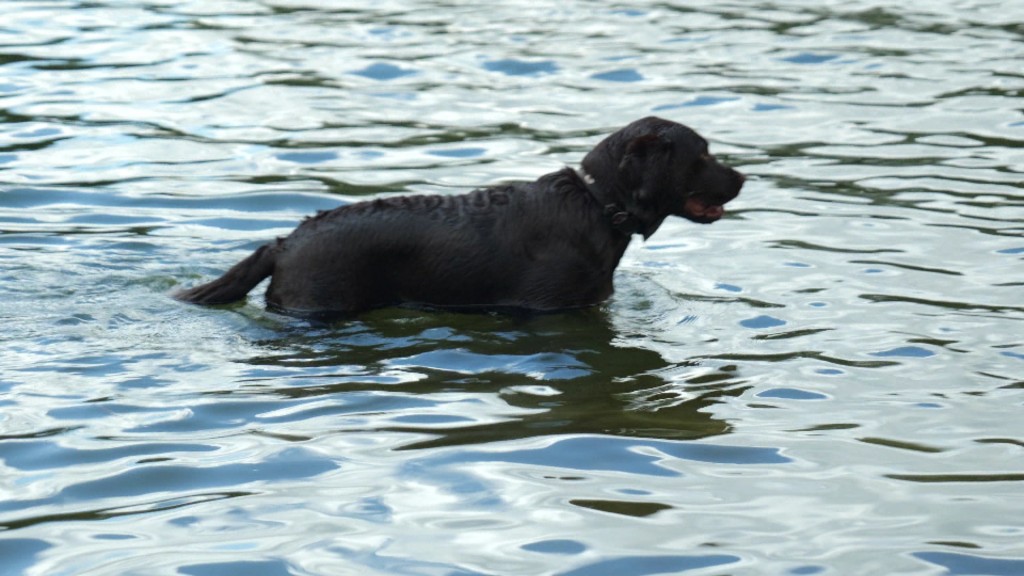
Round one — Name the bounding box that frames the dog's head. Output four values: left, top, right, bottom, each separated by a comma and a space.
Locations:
581, 116, 744, 237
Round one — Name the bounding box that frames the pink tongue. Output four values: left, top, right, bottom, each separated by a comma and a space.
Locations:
686, 197, 725, 219
705, 205, 724, 219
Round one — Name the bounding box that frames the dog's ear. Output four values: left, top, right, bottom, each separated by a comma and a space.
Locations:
613, 134, 673, 239
618, 134, 672, 186
623, 133, 671, 158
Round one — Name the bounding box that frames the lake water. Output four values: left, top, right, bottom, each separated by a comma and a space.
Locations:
1, 1, 1022, 575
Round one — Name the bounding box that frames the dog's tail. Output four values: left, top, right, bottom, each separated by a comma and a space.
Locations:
175, 243, 276, 305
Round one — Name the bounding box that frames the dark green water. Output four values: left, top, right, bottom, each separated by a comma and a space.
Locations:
1, 2, 1022, 574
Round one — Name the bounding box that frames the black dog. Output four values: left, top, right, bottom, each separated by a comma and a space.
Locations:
176, 117, 744, 317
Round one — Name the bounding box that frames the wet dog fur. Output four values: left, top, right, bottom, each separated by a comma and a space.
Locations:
175, 117, 744, 318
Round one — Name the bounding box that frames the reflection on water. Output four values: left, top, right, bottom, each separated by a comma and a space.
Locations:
244, 310, 741, 450
1, 1, 1023, 574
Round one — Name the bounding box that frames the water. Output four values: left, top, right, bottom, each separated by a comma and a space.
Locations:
1, 1, 1022, 574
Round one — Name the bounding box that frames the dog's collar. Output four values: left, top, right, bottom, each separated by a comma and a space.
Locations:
577, 168, 639, 235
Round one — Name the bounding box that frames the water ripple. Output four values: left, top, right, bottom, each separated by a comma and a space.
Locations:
1, 1, 1022, 574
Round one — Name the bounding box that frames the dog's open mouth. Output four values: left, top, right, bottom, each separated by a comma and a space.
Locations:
683, 197, 727, 223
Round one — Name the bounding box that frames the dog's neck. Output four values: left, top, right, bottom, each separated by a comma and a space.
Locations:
576, 168, 641, 236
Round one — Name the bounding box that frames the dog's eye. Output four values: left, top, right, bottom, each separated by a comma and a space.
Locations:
690, 153, 712, 171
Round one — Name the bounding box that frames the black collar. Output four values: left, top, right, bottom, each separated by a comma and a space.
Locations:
577, 169, 640, 235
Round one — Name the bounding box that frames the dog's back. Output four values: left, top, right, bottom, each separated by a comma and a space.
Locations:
262, 169, 620, 315
177, 169, 622, 317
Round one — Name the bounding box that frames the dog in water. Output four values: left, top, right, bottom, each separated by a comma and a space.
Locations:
175, 117, 744, 318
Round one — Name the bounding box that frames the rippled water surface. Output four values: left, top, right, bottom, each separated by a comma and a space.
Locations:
2, 1, 1023, 574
